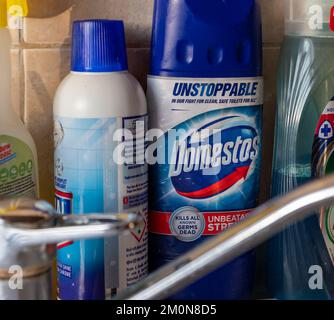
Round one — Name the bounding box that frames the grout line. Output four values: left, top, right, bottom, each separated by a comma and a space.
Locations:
18, 48, 25, 123
18, 26, 25, 123
13, 44, 282, 50
12, 43, 154, 50
12, 43, 71, 50
21, 48, 27, 125
263, 45, 282, 49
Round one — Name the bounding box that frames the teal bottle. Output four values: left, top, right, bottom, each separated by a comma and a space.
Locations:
269, 0, 334, 300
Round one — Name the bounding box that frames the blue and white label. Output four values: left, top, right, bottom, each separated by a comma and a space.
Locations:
54, 115, 148, 300
148, 76, 263, 244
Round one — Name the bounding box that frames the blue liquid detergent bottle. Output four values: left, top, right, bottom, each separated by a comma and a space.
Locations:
147, 0, 263, 299
269, 0, 334, 300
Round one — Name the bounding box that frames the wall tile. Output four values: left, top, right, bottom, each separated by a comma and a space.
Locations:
259, 0, 284, 44
23, 0, 284, 47
9, 28, 21, 45
24, 0, 154, 47
11, 49, 24, 120
23, 48, 70, 202
128, 48, 150, 90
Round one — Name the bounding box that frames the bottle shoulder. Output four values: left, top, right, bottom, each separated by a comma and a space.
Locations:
0, 120, 38, 156
53, 72, 147, 118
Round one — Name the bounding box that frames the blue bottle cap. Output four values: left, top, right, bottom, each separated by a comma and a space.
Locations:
150, 0, 262, 78
71, 20, 128, 72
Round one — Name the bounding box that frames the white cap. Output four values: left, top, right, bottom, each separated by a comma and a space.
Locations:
285, 0, 334, 37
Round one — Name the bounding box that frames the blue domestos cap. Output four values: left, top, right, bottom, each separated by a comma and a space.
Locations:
71, 20, 128, 72
150, 0, 262, 78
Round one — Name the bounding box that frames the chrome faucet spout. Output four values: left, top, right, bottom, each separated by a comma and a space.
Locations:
117, 174, 334, 300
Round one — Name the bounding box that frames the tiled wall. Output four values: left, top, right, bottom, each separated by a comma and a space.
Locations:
11, 0, 284, 204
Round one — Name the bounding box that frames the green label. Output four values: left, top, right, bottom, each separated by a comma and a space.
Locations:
312, 99, 334, 264
325, 155, 334, 246
0, 135, 37, 199
325, 209, 334, 244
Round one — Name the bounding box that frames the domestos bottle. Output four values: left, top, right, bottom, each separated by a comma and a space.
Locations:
270, 0, 334, 299
0, 2, 39, 200
54, 20, 148, 300
148, 0, 263, 299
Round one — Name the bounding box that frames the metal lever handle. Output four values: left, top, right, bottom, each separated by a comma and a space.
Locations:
116, 174, 334, 300
0, 199, 140, 251
6, 213, 139, 249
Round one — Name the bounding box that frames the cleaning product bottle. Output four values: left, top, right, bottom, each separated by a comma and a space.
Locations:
148, 0, 263, 299
53, 20, 148, 300
0, 0, 39, 200
269, 0, 334, 300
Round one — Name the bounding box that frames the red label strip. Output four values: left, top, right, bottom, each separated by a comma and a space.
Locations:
149, 209, 253, 236
330, 6, 334, 32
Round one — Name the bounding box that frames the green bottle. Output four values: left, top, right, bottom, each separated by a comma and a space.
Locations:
270, 0, 334, 299
0, 3, 39, 200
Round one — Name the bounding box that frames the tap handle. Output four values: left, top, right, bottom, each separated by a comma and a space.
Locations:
0, 199, 140, 249
7, 213, 139, 248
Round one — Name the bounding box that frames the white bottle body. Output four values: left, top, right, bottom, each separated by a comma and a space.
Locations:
54, 71, 148, 299
54, 71, 147, 118
0, 28, 39, 200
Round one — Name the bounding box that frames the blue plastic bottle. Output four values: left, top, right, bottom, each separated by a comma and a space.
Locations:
147, 0, 263, 299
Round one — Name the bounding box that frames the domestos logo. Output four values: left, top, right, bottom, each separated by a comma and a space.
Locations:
169, 116, 259, 199
0, 143, 16, 165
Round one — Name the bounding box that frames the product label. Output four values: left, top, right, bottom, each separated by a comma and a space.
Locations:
312, 97, 334, 265
54, 115, 148, 300
0, 135, 37, 199
148, 76, 263, 243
